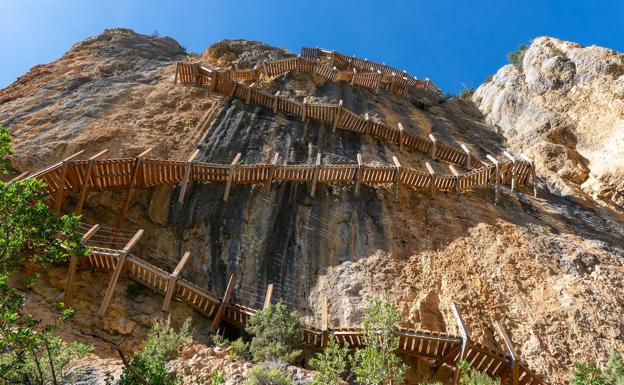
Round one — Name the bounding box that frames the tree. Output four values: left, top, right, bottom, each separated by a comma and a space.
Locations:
0, 125, 92, 384
113, 317, 192, 385
352, 296, 407, 385
245, 301, 302, 364
309, 335, 349, 385
507, 44, 528, 66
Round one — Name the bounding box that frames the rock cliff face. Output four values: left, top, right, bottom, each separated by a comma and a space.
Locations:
474, 36, 624, 211
3, 30, 624, 384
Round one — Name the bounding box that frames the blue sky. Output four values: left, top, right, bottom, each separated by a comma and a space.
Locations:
1, 0, 623, 93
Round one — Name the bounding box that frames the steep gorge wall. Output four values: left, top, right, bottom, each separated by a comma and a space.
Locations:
3, 30, 624, 384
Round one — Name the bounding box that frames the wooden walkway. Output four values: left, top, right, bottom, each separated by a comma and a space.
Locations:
173, 61, 537, 199
18, 149, 533, 212
300, 47, 443, 96
60, 222, 546, 385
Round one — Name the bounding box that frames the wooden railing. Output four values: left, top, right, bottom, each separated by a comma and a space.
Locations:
23, 152, 531, 208
300, 47, 443, 96
173, 61, 534, 189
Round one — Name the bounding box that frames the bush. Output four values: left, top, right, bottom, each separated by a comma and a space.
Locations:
246, 301, 302, 363
459, 360, 501, 385
258, 74, 275, 88
569, 352, 624, 385
229, 337, 250, 361
484, 74, 494, 83
309, 335, 349, 385
351, 296, 407, 385
115, 317, 192, 385
608, 352, 624, 385
507, 44, 528, 66
460, 87, 475, 101
211, 370, 225, 384
211, 329, 230, 348
245, 364, 292, 385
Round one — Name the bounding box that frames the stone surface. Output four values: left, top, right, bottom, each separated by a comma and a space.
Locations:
474, 36, 624, 211
4, 29, 624, 384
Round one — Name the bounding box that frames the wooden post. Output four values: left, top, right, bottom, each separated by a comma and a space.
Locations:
174, 63, 179, 85
449, 165, 460, 194
208, 71, 217, 97
521, 155, 537, 197
210, 272, 238, 333
355, 153, 364, 195
273, 91, 280, 113
351, 68, 357, 85
263, 284, 274, 309
321, 294, 329, 348
332, 100, 343, 133
301, 96, 308, 122
425, 162, 436, 194
495, 321, 520, 385
266, 153, 279, 191
503, 151, 516, 192
76, 149, 109, 215
98, 229, 144, 316
162, 251, 191, 311
63, 224, 99, 308
461, 144, 471, 169
392, 155, 402, 201
114, 148, 153, 231
364, 113, 372, 135
245, 83, 254, 104
223, 153, 242, 202
54, 150, 86, 213
398, 123, 404, 151
451, 303, 469, 385
178, 149, 200, 205
310, 152, 321, 198
429, 134, 437, 160
486, 155, 500, 203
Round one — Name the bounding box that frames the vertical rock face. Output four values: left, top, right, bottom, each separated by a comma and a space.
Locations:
4, 30, 624, 384
473, 37, 624, 210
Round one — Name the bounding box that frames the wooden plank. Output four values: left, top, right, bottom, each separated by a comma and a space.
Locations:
355, 153, 363, 195
178, 149, 200, 204
76, 149, 109, 215
8, 171, 29, 184
223, 153, 242, 202
97, 229, 144, 316
210, 272, 238, 333
301, 96, 308, 122
162, 251, 191, 311
263, 284, 274, 309
114, 148, 153, 231
246, 83, 254, 104
495, 321, 520, 385
63, 223, 100, 307
398, 123, 404, 151
486, 155, 500, 203
332, 100, 343, 133
273, 91, 280, 113
310, 153, 322, 197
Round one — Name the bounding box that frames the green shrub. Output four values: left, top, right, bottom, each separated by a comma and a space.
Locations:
352, 296, 407, 385
211, 329, 231, 348
258, 74, 275, 88
608, 352, 624, 385
229, 337, 250, 360
246, 301, 302, 363
507, 44, 528, 66
460, 87, 475, 101
245, 364, 292, 385
116, 317, 192, 385
309, 335, 349, 385
484, 74, 494, 83
459, 360, 501, 385
211, 370, 226, 384
572, 362, 611, 385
